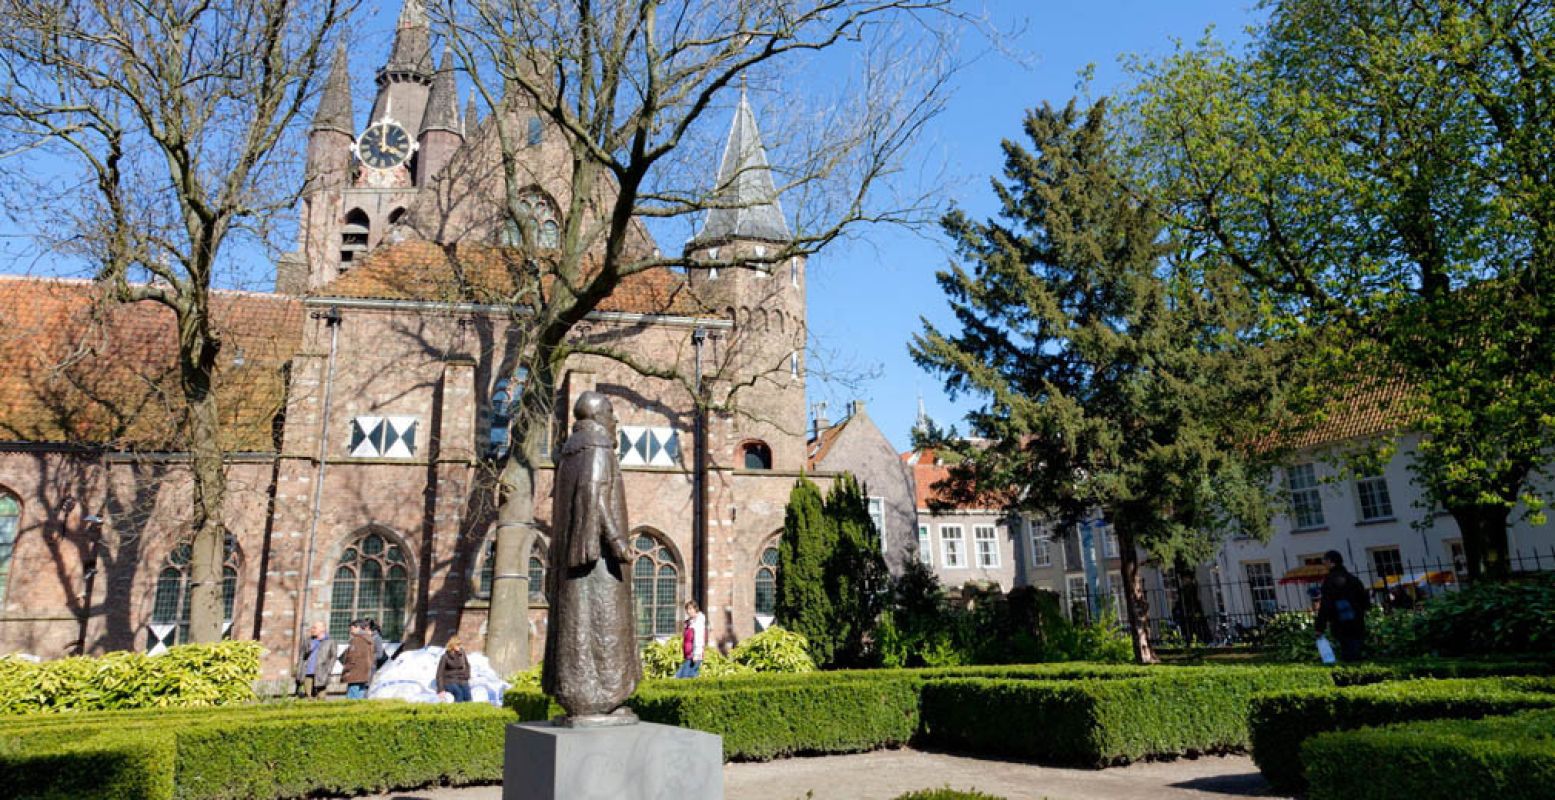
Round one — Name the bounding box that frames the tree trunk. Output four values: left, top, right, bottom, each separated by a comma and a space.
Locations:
1450, 504, 1512, 582
1169, 556, 1210, 645
1116, 527, 1156, 664
183, 335, 227, 644
484, 356, 559, 676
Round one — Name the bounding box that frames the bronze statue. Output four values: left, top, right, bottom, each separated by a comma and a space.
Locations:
540, 391, 642, 724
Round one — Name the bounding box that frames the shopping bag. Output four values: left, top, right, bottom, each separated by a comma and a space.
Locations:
1315, 635, 1337, 665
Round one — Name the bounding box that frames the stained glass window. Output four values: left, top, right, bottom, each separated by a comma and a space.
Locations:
0, 495, 17, 604
754, 546, 779, 616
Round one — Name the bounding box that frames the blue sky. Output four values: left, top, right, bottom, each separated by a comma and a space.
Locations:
803, 0, 1263, 451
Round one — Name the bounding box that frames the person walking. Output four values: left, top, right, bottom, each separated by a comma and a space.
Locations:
365, 617, 388, 669
340, 620, 377, 699
436, 637, 473, 702
295, 621, 338, 699
675, 600, 706, 679
1315, 550, 1371, 662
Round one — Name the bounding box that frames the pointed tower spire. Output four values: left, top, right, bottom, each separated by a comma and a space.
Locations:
421, 46, 460, 135
312, 44, 354, 135
384, 0, 433, 76
692, 88, 792, 246
464, 91, 479, 137
914, 392, 930, 436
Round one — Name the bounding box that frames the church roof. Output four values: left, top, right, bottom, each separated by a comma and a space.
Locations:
421, 47, 461, 135
313, 240, 707, 318
0, 278, 302, 451
312, 44, 354, 135
693, 91, 791, 246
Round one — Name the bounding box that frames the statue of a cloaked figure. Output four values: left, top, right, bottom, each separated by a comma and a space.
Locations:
540, 391, 642, 724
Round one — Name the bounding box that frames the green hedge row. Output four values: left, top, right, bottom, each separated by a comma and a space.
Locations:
1249, 677, 1555, 793
509, 664, 1331, 764
0, 701, 510, 800
1304, 709, 1555, 800
1330, 658, 1555, 687
0, 641, 259, 714
919, 668, 1332, 766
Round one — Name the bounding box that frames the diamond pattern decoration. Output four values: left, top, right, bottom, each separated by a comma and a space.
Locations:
617, 426, 680, 467
349, 416, 419, 458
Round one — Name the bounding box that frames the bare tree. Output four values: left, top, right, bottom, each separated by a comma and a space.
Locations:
0, 0, 355, 643
427, 0, 960, 672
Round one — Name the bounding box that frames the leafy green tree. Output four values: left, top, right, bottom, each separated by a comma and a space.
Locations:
911, 98, 1285, 662
1128, 0, 1555, 578
824, 473, 890, 666
776, 476, 837, 665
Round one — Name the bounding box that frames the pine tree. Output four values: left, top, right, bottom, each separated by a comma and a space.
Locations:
776, 476, 836, 665
824, 473, 890, 666
912, 98, 1284, 663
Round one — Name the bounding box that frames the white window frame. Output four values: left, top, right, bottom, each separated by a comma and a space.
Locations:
1065, 574, 1089, 620
939, 525, 965, 569
1108, 572, 1126, 623
1356, 475, 1394, 522
1102, 527, 1119, 559
1031, 529, 1052, 569
1370, 546, 1404, 580
973, 525, 1000, 568
1287, 463, 1326, 530
1245, 561, 1277, 615
916, 524, 933, 566
867, 496, 886, 553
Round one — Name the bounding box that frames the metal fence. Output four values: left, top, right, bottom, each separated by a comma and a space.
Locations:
1060, 548, 1555, 647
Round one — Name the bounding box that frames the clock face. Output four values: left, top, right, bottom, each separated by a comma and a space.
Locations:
357, 122, 412, 170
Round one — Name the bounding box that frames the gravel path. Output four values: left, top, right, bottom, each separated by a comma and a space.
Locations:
347, 750, 1288, 800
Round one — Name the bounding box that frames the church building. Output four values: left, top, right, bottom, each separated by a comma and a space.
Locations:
0, 1, 812, 685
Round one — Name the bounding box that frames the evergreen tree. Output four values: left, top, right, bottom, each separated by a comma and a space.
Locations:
912, 98, 1285, 662
776, 476, 837, 665
824, 473, 890, 666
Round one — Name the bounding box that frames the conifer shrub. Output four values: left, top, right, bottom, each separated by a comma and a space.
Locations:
0, 641, 259, 714
1303, 709, 1555, 800
1249, 677, 1555, 793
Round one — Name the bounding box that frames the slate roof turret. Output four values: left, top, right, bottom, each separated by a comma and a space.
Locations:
692, 89, 791, 246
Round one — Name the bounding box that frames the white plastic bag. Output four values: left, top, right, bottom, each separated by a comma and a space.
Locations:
1315, 635, 1337, 665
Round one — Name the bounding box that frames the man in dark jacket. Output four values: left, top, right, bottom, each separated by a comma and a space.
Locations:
1315, 550, 1371, 661
339, 620, 377, 699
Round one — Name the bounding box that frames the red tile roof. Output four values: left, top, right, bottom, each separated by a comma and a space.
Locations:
1269, 374, 1419, 452
0, 278, 302, 451
903, 447, 1007, 512
804, 417, 850, 470
314, 240, 705, 317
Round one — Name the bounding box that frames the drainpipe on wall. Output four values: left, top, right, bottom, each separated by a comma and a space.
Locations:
691, 327, 709, 611
292, 306, 342, 669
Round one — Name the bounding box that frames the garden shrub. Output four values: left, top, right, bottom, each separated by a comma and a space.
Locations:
0, 641, 259, 714
629, 672, 922, 760
1406, 573, 1555, 657
727, 626, 817, 672
1303, 708, 1555, 800
0, 700, 508, 800
639, 637, 753, 680
1330, 657, 1555, 687
1249, 677, 1555, 793
919, 667, 1331, 766
1259, 611, 1317, 662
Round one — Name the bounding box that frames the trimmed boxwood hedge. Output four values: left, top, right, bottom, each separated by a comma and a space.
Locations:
1303, 709, 1555, 800
0, 701, 510, 800
1330, 658, 1555, 687
1249, 677, 1555, 793
0, 641, 259, 714
918, 667, 1332, 766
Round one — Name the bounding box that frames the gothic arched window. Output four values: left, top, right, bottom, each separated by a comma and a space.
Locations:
149, 534, 238, 651
754, 544, 779, 617
501, 191, 561, 250
631, 531, 680, 641
476, 535, 547, 602
0, 493, 16, 604
330, 530, 409, 642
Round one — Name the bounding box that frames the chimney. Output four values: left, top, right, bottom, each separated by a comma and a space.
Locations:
849, 400, 866, 418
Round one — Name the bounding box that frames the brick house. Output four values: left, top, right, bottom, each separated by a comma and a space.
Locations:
0, 2, 812, 684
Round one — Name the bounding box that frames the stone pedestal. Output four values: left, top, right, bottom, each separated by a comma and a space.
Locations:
503, 721, 723, 800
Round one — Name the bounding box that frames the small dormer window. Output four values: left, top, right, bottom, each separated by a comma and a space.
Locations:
341, 209, 370, 265
500, 191, 562, 250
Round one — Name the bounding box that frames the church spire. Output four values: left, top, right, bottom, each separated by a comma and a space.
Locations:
464, 91, 479, 137
383, 0, 433, 78
692, 87, 791, 246
420, 46, 460, 135
311, 44, 354, 136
